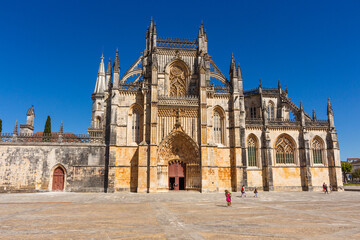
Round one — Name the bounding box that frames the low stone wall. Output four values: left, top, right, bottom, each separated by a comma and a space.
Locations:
0, 142, 106, 193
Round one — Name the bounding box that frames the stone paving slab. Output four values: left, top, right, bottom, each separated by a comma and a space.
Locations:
0, 191, 359, 239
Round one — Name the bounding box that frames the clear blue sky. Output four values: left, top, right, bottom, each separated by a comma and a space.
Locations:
0, 0, 359, 160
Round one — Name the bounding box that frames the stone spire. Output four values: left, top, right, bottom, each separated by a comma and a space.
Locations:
59, 121, 63, 134
106, 58, 112, 75
237, 64, 243, 81
112, 49, 120, 89
312, 109, 317, 121
327, 98, 333, 115
259, 78, 262, 88
300, 100, 305, 126
229, 53, 237, 76
327, 98, 335, 129
113, 49, 120, 73
93, 54, 106, 94
152, 22, 157, 49
198, 21, 208, 53
198, 20, 204, 37
278, 79, 281, 89
237, 64, 243, 93
13, 120, 18, 135
106, 58, 112, 90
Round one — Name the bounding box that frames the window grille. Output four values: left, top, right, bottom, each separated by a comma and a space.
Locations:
312, 138, 323, 164
275, 136, 295, 164
248, 137, 257, 167
267, 103, 275, 120
250, 107, 256, 119
132, 111, 140, 143
214, 111, 222, 144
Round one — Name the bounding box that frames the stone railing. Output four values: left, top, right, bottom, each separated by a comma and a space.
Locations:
243, 88, 259, 95
119, 80, 142, 91
157, 37, 198, 50
245, 118, 263, 125
0, 132, 104, 144
305, 120, 329, 127
158, 95, 199, 106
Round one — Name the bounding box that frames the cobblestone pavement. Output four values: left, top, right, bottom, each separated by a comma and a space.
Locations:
0, 191, 359, 239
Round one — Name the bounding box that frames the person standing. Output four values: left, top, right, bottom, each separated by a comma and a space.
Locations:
324, 183, 329, 194
225, 190, 232, 206
241, 185, 246, 197
254, 188, 258, 198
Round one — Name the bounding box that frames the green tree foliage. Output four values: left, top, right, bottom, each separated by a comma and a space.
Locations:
341, 162, 353, 183
351, 168, 360, 180
44, 116, 51, 134
43, 116, 51, 141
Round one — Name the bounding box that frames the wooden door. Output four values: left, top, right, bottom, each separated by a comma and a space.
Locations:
168, 162, 186, 190
52, 167, 64, 191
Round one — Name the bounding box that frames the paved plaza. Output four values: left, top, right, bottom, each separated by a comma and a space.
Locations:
0, 191, 359, 239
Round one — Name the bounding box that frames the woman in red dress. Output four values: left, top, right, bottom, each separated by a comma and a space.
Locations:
225, 190, 231, 207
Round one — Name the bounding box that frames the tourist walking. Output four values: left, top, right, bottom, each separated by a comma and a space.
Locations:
323, 182, 326, 192
324, 183, 329, 194
241, 185, 246, 197
329, 184, 333, 193
254, 188, 258, 198
225, 190, 231, 206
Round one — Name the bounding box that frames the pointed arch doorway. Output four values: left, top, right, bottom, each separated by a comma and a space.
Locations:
158, 126, 201, 192
52, 167, 64, 191
169, 161, 186, 190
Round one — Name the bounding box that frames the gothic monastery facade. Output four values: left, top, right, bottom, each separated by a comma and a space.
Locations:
0, 20, 343, 193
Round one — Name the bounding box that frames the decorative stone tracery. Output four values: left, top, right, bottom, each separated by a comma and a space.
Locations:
169, 65, 187, 97
157, 125, 201, 190
275, 135, 295, 164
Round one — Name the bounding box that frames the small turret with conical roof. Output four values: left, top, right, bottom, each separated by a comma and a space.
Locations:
20, 106, 35, 135
93, 54, 106, 94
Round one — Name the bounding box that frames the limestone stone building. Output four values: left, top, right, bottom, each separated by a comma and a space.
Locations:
0, 20, 343, 193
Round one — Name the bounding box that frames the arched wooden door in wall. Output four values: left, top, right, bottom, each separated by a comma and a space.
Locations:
52, 167, 64, 191
169, 161, 186, 190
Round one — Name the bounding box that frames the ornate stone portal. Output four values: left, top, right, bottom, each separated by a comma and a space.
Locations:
157, 125, 201, 191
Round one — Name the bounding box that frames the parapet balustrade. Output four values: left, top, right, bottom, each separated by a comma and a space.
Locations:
158, 95, 199, 106
0, 132, 104, 144
119, 80, 142, 91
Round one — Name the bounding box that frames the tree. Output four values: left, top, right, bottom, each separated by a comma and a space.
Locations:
43, 116, 51, 141
341, 162, 353, 183
44, 116, 51, 134
351, 168, 360, 181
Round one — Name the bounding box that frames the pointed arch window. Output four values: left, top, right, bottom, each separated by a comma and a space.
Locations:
213, 110, 223, 144
95, 116, 102, 129
247, 137, 257, 167
312, 138, 323, 164
250, 107, 257, 119
276, 135, 295, 164
132, 110, 141, 143
267, 102, 275, 120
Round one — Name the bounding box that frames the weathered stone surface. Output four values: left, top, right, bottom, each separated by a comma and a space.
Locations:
0, 143, 105, 193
